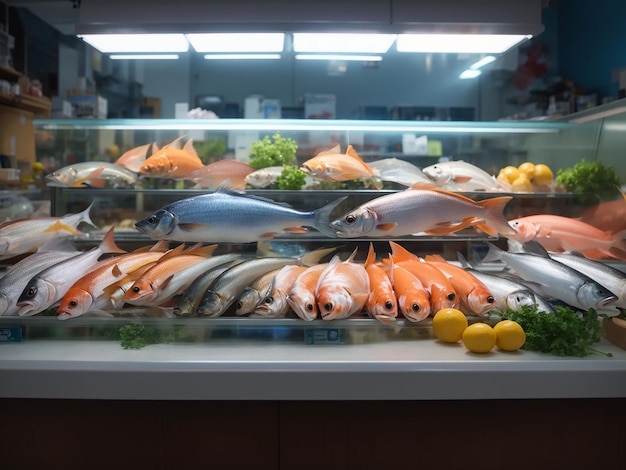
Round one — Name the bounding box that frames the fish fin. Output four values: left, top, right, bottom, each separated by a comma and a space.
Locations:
184, 243, 218, 258
36, 237, 77, 253
178, 223, 210, 233
283, 227, 308, 234
408, 182, 439, 191
351, 292, 370, 306
84, 179, 107, 188
164, 136, 185, 150
313, 196, 348, 238
472, 221, 498, 237
346, 247, 359, 263
99, 226, 127, 254
365, 243, 376, 267
481, 242, 504, 263
425, 217, 478, 235
388, 241, 419, 262
424, 254, 447, 263
316, 144, 342, 155
299, 246, 337, 267
387, 254, 394, 284
456, 252, 471, 269
43, 220, 80, 236
452, 175, 473, 183
608, 246, 626, 261
156, 243, 186, 262
476, 196, 516, 236
376, 223, 397, 232
111, 264, 123, 277
183, 139, 200, 158
260, 232, 280, 238
521, 240, 551, 257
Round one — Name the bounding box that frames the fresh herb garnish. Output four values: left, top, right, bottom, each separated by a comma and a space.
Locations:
500, 306, 611, 357
249, 132, 298, 169
555, 159, 622, 204
276, 165, 307, 190
119, 323, 179, 350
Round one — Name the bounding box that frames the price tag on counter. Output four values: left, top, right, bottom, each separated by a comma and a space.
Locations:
0, 327, 22, 343
304, 328, 345, 345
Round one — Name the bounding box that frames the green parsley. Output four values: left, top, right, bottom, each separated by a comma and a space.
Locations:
555, 159, 622, 204
276, 165, 307, 190
249, 132, 298, 169
119, 323, 179, 350
500, 306, 611, 357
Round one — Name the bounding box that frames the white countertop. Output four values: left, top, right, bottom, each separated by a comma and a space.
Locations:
1, 338, 625, 400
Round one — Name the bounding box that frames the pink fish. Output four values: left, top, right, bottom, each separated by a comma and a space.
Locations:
187, 159, 255, 190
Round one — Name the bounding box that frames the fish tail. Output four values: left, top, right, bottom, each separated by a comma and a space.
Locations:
481, 242, 503, 263
74, 202, 98, 230
313, 196, 348, 238
476, 196, 516, 236
99, 226, 127, 255
299, 246, 337, 267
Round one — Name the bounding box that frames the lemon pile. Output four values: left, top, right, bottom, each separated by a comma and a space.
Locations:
432, 308, 526, 353
497, 162, 554, 192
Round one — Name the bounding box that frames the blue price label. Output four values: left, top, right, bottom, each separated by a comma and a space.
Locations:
0, 327, 22, 343
304, 328, 345, 345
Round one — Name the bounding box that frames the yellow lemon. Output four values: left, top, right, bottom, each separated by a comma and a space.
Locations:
494, 320, 526, 351
461, 323, 497, 353
432, 308, 468, 343
518, 162, 536, 179
107, 144, 120, 158
499, 166, 520, 184
511, 175, 533, 192
532, 164, 554, 186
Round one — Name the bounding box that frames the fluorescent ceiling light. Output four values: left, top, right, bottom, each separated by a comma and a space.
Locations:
79, 34, 189, 53
292, 33, 396, 53
397, 34, 530, 54
459, 69, 481, 79
110, 54, 179, 60
203, 54, 281, 60
470, 55, 496, 69
187, 33, 284, 53
295, 54, 383, 62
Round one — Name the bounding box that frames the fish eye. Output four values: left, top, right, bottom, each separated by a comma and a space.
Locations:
412, 303, 420, 312
434, 166, 442, 174
345, 215, 356, 224
384, 301, 394, 310
264, 296, 274, 304
132, 286, 141, 293
487, 296, 494, 303
306, 303, 314, 311
235, 301, 243, 310
147, 216, 157, 224
447, 293, 456, 301
324, 302, 333, 311
69, 300, 77, 307
27, 286, 37, 297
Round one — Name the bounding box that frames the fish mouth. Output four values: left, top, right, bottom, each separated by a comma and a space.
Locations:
57, 312, 72, 321
17, 303, 39, 317
598, 295, 618, 307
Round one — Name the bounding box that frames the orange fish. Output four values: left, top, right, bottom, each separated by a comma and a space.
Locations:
301, 144, 382, 189
287, 263, 328, 321
364, 243, 398, 326
385, 258, 431, 322
388, 241, 458, 313
254, 265, 307, 318
423, 254, 495, 316
139, 138, 204, 179
315, 249, 370, 320
114, 143, 153, 173
508, 214, 626, 260
187, 159, 255, 190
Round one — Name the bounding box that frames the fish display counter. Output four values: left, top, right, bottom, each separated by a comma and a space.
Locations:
2, 115, 626, 404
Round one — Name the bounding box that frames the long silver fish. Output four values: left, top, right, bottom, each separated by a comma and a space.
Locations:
135, 186, 346, 243
368, 158, 432, 187
235, 268, 282, 316
0, 238, 82, 316
482, 241, 618, 312
253, 265, 308, 318
46, 162, 138, 188
16, 227, 126, 316
423, 160, 510, 192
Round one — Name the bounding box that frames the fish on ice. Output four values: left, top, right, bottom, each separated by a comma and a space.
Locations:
45, 162, 138, 188
422, 160, 510, 192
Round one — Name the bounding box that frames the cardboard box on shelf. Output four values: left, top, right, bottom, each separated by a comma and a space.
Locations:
65, 94, 107, 118
0, 103, 35, 163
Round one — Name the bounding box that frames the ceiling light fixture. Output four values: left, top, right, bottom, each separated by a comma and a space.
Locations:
397, 34, 531, 54
203, 54, 281, 60
187, 33, 284, 53
79, 34, 189, 53
295, 54, 383, 62
110, 54, 180, 60
292, 33, 396, 53
459, 69, 482, 79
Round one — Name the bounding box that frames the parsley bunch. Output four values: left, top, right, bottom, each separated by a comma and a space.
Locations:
119, 324, 179, 350
555, 159, 622, 204
500, 306, 610, 357
276, 165, 307, 190
249, 132, 298, 169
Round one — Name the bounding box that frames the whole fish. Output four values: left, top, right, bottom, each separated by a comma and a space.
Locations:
508, 214, 626, 261
388, 241, 458, 313
301, 144, 382, 189
235, 268, 281, 316
114, 142, 153, 173
423, 254, 496, 316
45, 162, 138, 188
456, 252, 549, 313
56, 241, 172, 320
546, 252, 626, 311
135, 186, 346, 243
173, 260, 243, 316
0, 238, 81, 316
187, 159, 255, 190
423, 160, 510, 192
368, 158, 432, 187
245, 166, 319, 189
386, 258, 430, 322
330, 183, 515, 238
138, 138, 204, 179
482, 241, 618, 313
0, 204, 96, 260
287, 263, 328, 321
253, 265, 307, 318
315, 249, 370, 321
16, 227, 125, 316
363, 243, 398, 326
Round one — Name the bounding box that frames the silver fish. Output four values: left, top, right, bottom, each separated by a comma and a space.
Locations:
368, 158, 432, 187
16, 227, 125, 316
135, 186, 346, 243
0, 238, 81, 316
423, 160, 509, 192
244, 166, 319, 189
253, 265, 307, 318
46, 162, 138, 188
482, 242, 618, 312
235, 268, 281, 316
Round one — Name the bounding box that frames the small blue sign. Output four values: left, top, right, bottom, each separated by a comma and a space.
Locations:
0, 327, 22, 343
304, 328, 345, 345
